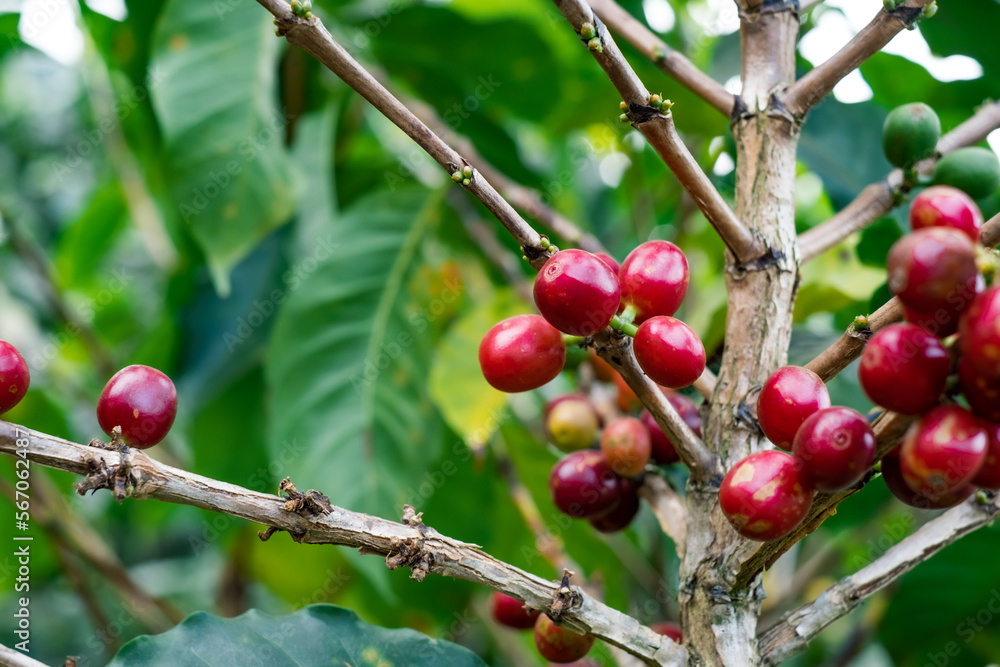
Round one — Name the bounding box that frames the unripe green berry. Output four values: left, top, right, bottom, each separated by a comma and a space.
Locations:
580, 23, 596, 40
452, 171, 463, 183
619, 113, 629, 123
587, 37, 602, 52
462, 178, 471, 186
619, 101, 628, 111
462, 166, 473, 177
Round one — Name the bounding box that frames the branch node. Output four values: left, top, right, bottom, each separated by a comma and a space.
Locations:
72, 450, 134, 503
385, 536, 433, 581
729, 246, 786, 278
549, 569, 583, 620
258, 526, 280, 542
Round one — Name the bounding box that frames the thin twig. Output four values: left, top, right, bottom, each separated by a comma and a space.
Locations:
733, 410, 913, 589
551, 0, 762, 265
0, 643, 49, 667
782, 0, 933, 118
757, 492, 1000, 664
637, 473, 687, 555
593, 330, 717, 479
587, 0, 735, 116
255, 0, 551, 268
805, 212, 1000, 382
798, 101, 1000, 262
0, 421, 685, 666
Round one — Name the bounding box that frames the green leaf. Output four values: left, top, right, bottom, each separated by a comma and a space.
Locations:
429, 287, 528, 448
856, 216, 905, 268
109, 604, 488, 666
150, 0, 297, 293
266, 189, 445, 521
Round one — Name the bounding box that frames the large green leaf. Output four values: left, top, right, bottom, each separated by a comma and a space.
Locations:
109, 604, 488, 666
266, 189, 445, 521
150, 0, 297, 293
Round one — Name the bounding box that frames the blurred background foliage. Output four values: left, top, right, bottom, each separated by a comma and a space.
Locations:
0, 0, 999, 664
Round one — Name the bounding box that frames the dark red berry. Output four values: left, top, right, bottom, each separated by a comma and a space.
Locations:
96, 365, 177, 448
792, 407, 876, 492
545, 395, 600, 452
899, 405, 988, 498
910, 185, 984, 242
719, 450, 814, 541
533, 250, 621, 336
600, 417, 652, 477
549, 450, 624, 519
958, 357, 1000, 422
756, 366, 830, 451
887, 227, 978, 314
882, 446, 975, 509
958, 287, 1000, 380
479, 315, 565, 392
903, 273, 982, 339
491, 592, 540, 630
0, 341, 29, 415
618, 241, 689, 324
589, 482, 640, 533
642, 393, 701, 465
534, 614, 595, 663
594, 252, 620, 275
633, 317, 706, 389
972, 422, 1000, 490
650, 622, 682, 642
858, 323, 949, 415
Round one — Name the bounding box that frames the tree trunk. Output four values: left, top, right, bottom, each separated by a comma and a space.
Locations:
680, 7, 801, 665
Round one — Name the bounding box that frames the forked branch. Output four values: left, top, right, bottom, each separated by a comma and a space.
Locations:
798, 100, 1000, 262
550, 0, 762, 265
758, 491, 1000, 664
0, 421, 684, 667
587, 0, 736, 117
782, 0, 934, 118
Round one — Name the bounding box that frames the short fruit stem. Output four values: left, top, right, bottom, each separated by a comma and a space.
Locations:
609, 315, 638, 337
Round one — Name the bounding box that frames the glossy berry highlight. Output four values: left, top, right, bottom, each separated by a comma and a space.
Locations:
633, 316, 706, 389
533, 249, 621, 336
96, 365, 177, 448
887, 227, 978, 314
858, 323, 949, 415
792, 407, 876, 492
899, 405, 988, 498
490, 592, 540, 630
0, 341, 29, 415
910, 185, 984, 242
479, 315, 565, 393
719, 450, 814, 541
756, 366, 830, 451
618, 241, 689, 324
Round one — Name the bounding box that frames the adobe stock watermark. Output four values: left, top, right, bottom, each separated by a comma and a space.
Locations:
222, 234, 338, 353
52, 67, 169, 182
385, 75, 501, 191
178, 108, 289, 223
348, 275, 463, 394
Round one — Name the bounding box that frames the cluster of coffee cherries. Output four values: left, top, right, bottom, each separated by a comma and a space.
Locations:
720, 184, 1000, 542
0, 339, 177, 448
489, 590, 681, 663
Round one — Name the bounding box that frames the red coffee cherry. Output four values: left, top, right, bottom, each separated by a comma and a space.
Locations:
490, 592, 540, 630
588, 482, 640, 533
549, 450, 624, 519
881, 446, 975, 509
479, 315, 565, 392
899, 405, 988, 498
719, 450, 814, 541
903, 273, 983, 339
545, 395, 600, 452
887, 227, 978, 314
533, 249, 621, 336
600, 417, 652, 477
910, 185, 984, 242
756, 366, 831, 451
534, 614, 595, 663
972, 422, 1000, 490
958, 357, 1000, 422
958, 286, 1000, 380
594, 252, 620, 275
792, 407, 876, 492
641, 393, 701, 465
633, 317, 706, 389
0, 341, 30, 415
650, 621, 682, 642
858, 323, 949, 415
96, 365, 177, 448
618, 240, 689, 324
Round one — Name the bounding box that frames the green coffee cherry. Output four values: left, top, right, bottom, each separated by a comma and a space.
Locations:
882, 102, 941, 169
932, 147, 1000, 199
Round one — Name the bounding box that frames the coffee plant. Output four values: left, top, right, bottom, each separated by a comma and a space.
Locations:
1, 0, 1000, 665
